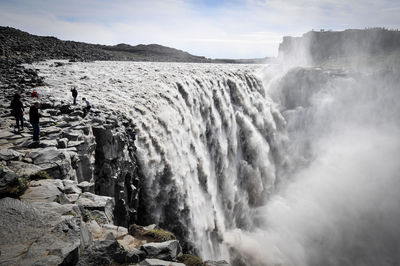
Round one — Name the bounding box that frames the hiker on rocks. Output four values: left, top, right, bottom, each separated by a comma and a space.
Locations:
82, 97, 91, 116
31, 89, 39, 98
71, 87, 78, 105
29, 102, 41, 142
10, 93, 24, 132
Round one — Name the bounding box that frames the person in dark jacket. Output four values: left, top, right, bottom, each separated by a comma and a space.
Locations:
10, 93, 24, 132
71, 87, 78, 105
29, 102, 41, 142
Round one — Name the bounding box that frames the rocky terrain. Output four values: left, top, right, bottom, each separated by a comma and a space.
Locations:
0, 26, 267, 64
0, 54, 229, 265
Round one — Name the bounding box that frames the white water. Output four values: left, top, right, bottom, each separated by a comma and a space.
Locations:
31, 58, 400, 265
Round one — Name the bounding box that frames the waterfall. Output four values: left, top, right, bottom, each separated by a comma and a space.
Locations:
132, 65, 286, 259
33, 58, 400, 265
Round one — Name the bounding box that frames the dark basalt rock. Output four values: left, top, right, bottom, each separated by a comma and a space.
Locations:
0, 197, 88, 265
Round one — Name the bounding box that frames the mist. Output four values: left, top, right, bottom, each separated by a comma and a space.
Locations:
224, 42, 400, 265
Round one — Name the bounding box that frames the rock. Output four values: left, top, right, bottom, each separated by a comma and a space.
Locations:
141, 240, 182, 261
77, 240, 124, 266
126, 248, 147, 263
66, 193, 80, 203
57, 138, 69, 148
30, 201, 81, 217
0, 149, 23, 161
117, 234, 137, 252
0, 166, 18, 196
78, 181, 95, 193
63, 179, 82, 194
29, 147, 66, 164
41, 126, 61, 136
38, 139, 58, 147
7, 161, 43, 176
204, 260, 231, 266
140, 259, 185, 266
63, 130, 83, 141
76, 192, 114, 211
0, 130, 14, 139
57, 137, 69, 148
20, 179, 67, 204
29, 147, 75, 180
88, 221, 128, 240
0, 197, 88, 265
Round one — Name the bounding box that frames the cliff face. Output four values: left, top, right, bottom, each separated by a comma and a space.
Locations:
278, 28, 400, 65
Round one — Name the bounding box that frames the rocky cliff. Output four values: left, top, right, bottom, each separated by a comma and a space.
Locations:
278, 28, 400, 65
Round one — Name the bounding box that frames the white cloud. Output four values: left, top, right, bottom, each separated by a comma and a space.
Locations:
1, 0, 400, 58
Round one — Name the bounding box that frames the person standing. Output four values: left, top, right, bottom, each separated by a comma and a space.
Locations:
71, 87, 78, 105
29, 102, 41, 142
10, 93, 24, 132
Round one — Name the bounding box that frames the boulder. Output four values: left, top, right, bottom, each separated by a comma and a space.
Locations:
57, 137, 69, 148
63, 179, 82, 194
0, 197, 88, 265
77, 240, 124, 266
29, 147, 75, 179
0, 166, 18, 196
141, 240, 182, 261
0, 149, 23, 161
140, 259, 185, 266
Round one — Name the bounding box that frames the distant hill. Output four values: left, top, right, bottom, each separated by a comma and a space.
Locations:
0, 26, 267, 64
278, 28, 400, 65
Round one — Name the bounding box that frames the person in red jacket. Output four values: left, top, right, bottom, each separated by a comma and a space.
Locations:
31, 89, 39, 98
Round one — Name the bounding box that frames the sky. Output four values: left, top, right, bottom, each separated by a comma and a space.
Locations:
1, 0, 400, 59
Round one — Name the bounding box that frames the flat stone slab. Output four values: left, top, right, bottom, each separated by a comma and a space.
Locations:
30, 202, 81, 217
140, 259, 185, 266
76, 192, 113, 211
7, 161, 43, 176
20, 179, 65, 203
29, 147, 69, 164
0, 149, 23, 161
0, 130, 14, 139
0, 197, 85, 266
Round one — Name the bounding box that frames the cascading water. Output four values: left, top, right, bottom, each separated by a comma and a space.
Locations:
32, 55, 400, 266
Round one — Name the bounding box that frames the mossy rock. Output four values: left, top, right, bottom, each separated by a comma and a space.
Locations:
143, 228, 176, 242
29, 171, 52, 180
84, 209, 108, 225
178, 254, 204, 266
129, 224, 176, 242
62, 211, 76, 216
8, 177, 29, 198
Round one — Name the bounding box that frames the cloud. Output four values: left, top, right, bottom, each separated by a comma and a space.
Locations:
0, 0, 400, 58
